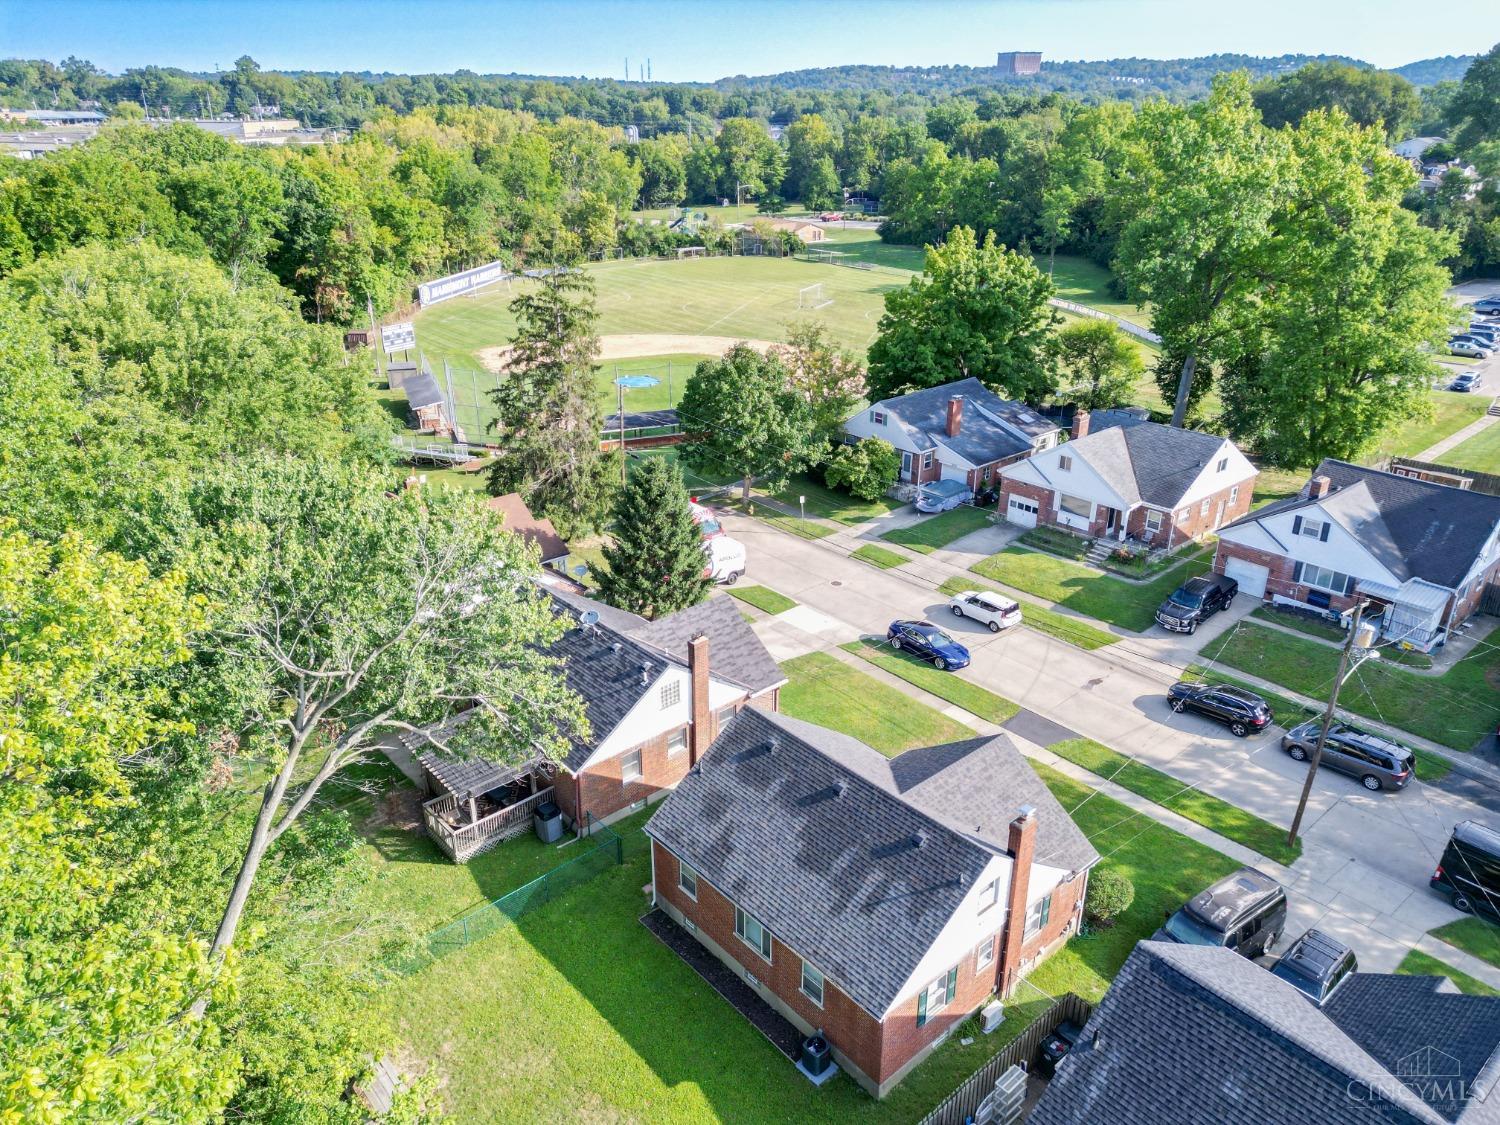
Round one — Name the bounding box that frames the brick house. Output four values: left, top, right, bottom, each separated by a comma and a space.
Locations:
998, 411, 1257, 548
842, 377, 1060, 492
644, 710, 1099, 1097
411, 590, 784, 860
1214, 459, 1500, 651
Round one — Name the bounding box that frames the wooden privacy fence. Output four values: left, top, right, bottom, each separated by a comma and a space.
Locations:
915, 993, 1094, 1125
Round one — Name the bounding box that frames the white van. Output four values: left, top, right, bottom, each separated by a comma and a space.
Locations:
704, 536, 746, 584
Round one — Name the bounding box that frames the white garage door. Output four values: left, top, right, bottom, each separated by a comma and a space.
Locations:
1007, 497, 1038, 528
1223, 557, 1268, 599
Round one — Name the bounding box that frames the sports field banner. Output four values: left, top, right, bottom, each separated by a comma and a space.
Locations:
417, 260, 512, 306
381, 321, 416, 354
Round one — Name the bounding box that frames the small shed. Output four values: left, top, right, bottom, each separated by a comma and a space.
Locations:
403, 370, 450, 434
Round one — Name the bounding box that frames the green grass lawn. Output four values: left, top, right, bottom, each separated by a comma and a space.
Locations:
1397, 950, 1500, 996
1046, 739, 1300, 865
1024, 762, 1242, 1003
840, 638, 1020, 724
778, 652, 972, 754
1250, 465, 1308, 508
970, 546, 1212, 634
1199, 622, 1500, 751
851, 543, 912, 569
763, 473, 904, 525
882, 506, 995, 554
936, 577, 1119, 651
1371, 391, 1490, 462
1251, 605, 1347, 644
749, 508, 838, 540
726, 585, 797, 615
1440, 418, 1500, 475
817, 225, 927, 272
1040, 254, 1149, 328
1432, 917, 1500, 971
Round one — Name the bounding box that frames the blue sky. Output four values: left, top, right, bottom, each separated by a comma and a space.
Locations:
2, 0, 1493, 80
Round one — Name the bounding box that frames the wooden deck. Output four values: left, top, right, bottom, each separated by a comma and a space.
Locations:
422, 786, 556, 862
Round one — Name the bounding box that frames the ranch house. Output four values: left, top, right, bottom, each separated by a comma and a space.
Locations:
399, 590, 784, 861
1214, 460, 1500, 651
998, 411, 1256, 548
645, 710, 1098, 1098
842, 378, 1060, 492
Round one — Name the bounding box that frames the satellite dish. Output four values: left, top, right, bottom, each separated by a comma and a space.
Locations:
573, 564, 589, 577
580, 610, 600, 627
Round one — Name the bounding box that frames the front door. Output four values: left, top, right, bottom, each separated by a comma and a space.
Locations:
1104, 507, 1119, 533
900, 451, 913, 482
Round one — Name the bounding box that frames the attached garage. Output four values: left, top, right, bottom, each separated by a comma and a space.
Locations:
1007, 496, 1039, 528
1223, 556, 1269, 599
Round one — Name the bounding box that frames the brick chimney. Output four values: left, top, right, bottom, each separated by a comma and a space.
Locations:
688, 633, 711, 765
1308, 475, 1332, 500
998, 806, 1038, 997
946, 395, 963, 437
1071, 410, 1091, 441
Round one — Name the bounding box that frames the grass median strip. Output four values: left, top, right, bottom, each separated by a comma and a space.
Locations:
725, 584, 797, 615
851, 543, 912, 569
1199, 621, 1500, 752
778, 652, 971, 755
1046, 738, 1301, 865
1397, 950, 1500, 996
841, 638, 1020, 724
1432, 917, 1500, 973
754, 511, 836, 540
936, 576, 1118, 650
882, 507, 995, 554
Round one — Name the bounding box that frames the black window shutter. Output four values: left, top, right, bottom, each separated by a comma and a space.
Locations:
1293, 562, 1303, 583
1344, 573, 1356, 595
1292, 515, 1303, 536
1320, 522, 1331, 542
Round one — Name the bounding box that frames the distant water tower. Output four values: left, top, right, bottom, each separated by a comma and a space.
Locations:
996, 51, 1043, 76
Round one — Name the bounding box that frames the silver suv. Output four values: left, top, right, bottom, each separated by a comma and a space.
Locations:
1281, 720, 1414, 792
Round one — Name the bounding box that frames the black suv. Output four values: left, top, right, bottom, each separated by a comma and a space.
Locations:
1155, 574, 1238, 634
1281, 720, 1414, 792
1270, 928, 1357, 1005
1153, 866, 1287, 959
1166, 682, 1273, 737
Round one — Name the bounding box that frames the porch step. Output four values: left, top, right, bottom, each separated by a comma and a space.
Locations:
1085, 539, 1113, 564
1489, 396, 1500, 417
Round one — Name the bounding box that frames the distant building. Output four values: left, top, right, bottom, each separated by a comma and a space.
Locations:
0, 107, 105, 125
996, 51, 1042, 76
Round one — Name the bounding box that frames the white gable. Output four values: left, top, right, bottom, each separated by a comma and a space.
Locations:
1004, 444, 1131, 511
1218, 501, 1402, 588
1174, 440, 1259, 509
581, 664, 745, 770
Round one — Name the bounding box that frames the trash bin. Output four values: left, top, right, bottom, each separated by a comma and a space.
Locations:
534, 800, 562, 843
800, 1034, 832, 1077
1037, 1020, 1083, 1078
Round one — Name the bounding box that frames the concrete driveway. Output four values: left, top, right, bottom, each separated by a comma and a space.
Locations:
729, 508, 1500, 973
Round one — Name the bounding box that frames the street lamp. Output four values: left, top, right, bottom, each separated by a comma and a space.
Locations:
799, 495, 806, 520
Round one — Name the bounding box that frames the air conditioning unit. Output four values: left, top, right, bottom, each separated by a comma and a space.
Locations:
981, 1000, 1005, 1033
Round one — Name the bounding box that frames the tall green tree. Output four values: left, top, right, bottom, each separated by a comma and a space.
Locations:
136, 456, 587, 1005
866, 226, 1057, 402
1055, 319, 1144, 411
1113, 74, 1289, 427
1449, 44, 1500, 151
597, 457, 712, 618
1221, 110, 1456, 467
769, 320, 867, 451
678, 344, 816, 500
1252, 61, 1420, 139
487, 267, 618, 537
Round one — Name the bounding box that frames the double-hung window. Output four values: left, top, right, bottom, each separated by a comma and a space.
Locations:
735, 906, 773, 961
801, 962, 825, 1007
977, 879, 999, 914
621, 749, 643, 785
921, 451, 934, 469
916, 966, 959, 1028
1058, 454, 1073, 472
667, 728, 687, 758
976, 936, 996, 971
1024, 893, 1053, 938
1200, 498, 1211, 517
678, 862, 698, 900
871, 410, 886, 426
1217, 457, 1228, 472
1144, 509, 1163, 535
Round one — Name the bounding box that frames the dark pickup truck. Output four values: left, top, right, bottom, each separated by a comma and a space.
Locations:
1155, 574, 1237, 634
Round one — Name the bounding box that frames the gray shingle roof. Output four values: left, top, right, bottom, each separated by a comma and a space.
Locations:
1031, 942, 1500, 1125
1224, 460, 1500, 590
1067, 421, 1232, 508
403, 370, 446, 411
878, 377, 1056, 466
643, 710, 1096, 1017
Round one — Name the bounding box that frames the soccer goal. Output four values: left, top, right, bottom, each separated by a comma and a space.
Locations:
798, 282, 834, 311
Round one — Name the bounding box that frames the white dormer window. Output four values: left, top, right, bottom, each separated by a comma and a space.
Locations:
661, 680, 681, 709
1058, 454, 1072, 472
871, 410, 886, 425
1217, 457, 1228, 472
978, 878, 999, 913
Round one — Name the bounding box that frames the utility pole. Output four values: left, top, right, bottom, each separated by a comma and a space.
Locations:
1287, 600, 1368, 847
618, 379, 628, 485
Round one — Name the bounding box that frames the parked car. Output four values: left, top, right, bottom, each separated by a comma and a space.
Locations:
1280, 719, 1414, 792
1270, 929, 1358, 1005
1166, 682, 1273, 737
1154, 574, 1238, 634
1153, 866, 1287, 959
915, 478, 974, 514
1450, 338, 1494, 359
817, 211, 844, 222
1466, 324, 1499, 344
703, 536, 746, 585
886, 620, 971, 671
1451, 372, 1484, 393
1473, 297, 1500, 315
949, 589, 1023, 632
1431, 820, 1500, 917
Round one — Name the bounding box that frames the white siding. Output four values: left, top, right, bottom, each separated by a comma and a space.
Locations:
1217, 504, 1401, 589
579, 664, 745, 771
1175, 442, 1259, 510
1003, 447, 1130, 513
843, 406, 919, 454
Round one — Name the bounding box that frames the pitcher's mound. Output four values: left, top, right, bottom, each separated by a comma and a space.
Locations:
478, 333, 777, 373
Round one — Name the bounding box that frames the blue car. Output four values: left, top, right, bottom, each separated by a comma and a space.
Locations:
887, 620, 971, 671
